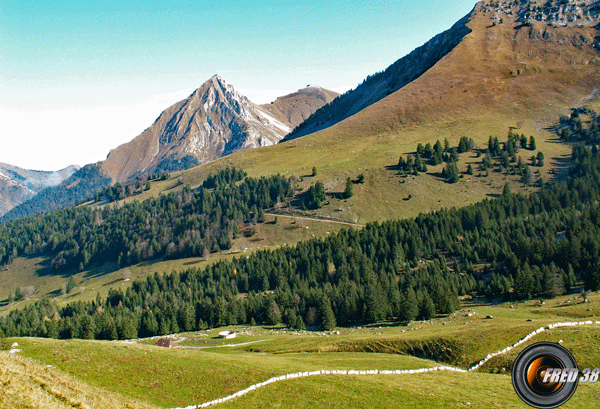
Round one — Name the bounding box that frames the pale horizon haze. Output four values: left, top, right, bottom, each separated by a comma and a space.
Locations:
1, 0, 478, 171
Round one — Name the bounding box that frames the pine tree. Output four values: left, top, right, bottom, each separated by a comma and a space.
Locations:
584, 261, 600, 291
418, 291, 436, 321
66, 276, 76, 294
523, 165, 534, 185
401, 287, 418, 322
536, 151, 545, 167
343, 177, 353, 199
529, 136, 537, 150
566, 265, 577, 292
267, 299, 282, 325
443, 162, 460, 183
320, 294, 336, 330
514, 267, 534, 300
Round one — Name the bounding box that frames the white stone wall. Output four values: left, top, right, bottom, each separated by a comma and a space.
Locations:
171, 320, 600, 409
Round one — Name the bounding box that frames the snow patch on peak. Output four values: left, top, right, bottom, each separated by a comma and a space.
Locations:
305, 84, 322, 89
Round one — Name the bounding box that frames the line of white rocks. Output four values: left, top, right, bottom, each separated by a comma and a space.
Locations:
468, 320, 600, 371
171, 320, 600, 409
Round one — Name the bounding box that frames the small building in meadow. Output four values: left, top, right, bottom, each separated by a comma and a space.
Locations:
218, 330, 236, 339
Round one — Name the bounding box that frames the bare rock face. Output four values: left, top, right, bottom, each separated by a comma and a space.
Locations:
102, 75, 337, 182
0, 163, 79, 216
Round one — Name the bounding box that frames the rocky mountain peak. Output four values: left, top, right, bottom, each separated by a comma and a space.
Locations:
102, 75, 337, 182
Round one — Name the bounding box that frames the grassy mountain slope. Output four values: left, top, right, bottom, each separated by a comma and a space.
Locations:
171, 0, 600, 224
0, 351, 156, 409
0, 213, 351, 313
260, 85, 340, 129
3, 1, 599, 306
281, 12, 473, 141
9, 291, 600, 408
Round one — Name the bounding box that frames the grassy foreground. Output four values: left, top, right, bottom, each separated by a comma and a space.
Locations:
3, 291, 599, 408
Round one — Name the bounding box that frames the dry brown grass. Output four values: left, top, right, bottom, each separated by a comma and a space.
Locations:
0, 352, 156, 409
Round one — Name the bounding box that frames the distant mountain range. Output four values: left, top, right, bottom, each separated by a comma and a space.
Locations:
101, 75, 339, 182
0, 164, 111, 223
0, 163, 79, 216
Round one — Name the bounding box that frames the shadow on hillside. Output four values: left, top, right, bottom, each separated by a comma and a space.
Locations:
549, 154, 571, 183
102, 278, 122, 287
326, 192, 345, 200
182, 259, 204, 266
44, 288, 63, 298
82, 261, 119, 280
33, 257, 59, 277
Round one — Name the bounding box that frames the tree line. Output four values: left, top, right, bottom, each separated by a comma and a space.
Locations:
0, 168, 293, 272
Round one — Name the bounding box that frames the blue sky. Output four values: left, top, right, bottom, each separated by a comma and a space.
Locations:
0, 0, 477, 170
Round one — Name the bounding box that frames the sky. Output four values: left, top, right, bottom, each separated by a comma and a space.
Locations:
0, 0, 478, 171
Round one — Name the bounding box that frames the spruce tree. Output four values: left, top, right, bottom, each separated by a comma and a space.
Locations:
66, 276, 76, 294
418, 291, 436, 321
537, 151, 545, 167
529, 135, 537, 150
320, 294, 337, 330
343, 177, 353, 199
402, 287, 418, 322
514, 267, 534, 300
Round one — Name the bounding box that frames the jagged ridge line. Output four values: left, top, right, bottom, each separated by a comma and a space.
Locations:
171, 321, 600, 409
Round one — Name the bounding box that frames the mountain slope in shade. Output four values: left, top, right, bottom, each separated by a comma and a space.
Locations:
0, 164, 110, 223
0, 163, 79, 216
101, 75, 337, 182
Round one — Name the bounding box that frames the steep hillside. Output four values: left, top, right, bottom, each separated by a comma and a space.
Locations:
101, 76, 335, 183
260, 85, 339, 129
0, 352, 156, 409
335, 0, 600, 138
0, 163, 78, 216
284, 0, 600, 143
281, 11, 473, 142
